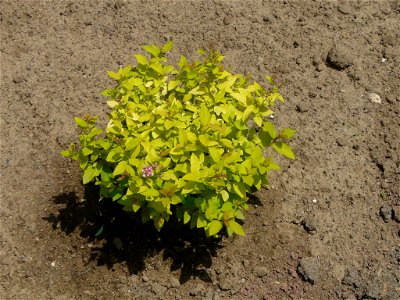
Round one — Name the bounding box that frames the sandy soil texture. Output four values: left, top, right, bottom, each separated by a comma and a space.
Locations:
1, 0, 399, 299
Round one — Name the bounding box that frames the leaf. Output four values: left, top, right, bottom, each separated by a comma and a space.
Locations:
107, 71, 120, 80
134, 54, 148, 65
143, 44, 160, 57
74, 117, 89, 129
280, 128, 297, 139
183, 211, 191, 224
113, 161, 127, 176
81, 147, 93, 156
196, 215, 208, 228
199, 104, 211, 127
253, 115, 263, 127
235, 210, 245, 220
220, 190, 229, 202
228, 220, 245, 236
190, 153, 201, 174
232, 182, 246, 198
168, 80, 179, 90
150, 63, 164, 75
161, 40, 174, 53
221, 202, 232, 212
242, 105, 255, 121
209, 147, 223, 163
272, 142, 295, 160
142, 188, 160, 197
262, 121, 277, 139
60, 149, 71, 157
83, 166, 97, 184
122, 63, 132, 74
208, 220, 223, 236
94, 225, 104, 237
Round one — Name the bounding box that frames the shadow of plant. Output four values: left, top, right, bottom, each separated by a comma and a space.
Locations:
44, 184, 222, 284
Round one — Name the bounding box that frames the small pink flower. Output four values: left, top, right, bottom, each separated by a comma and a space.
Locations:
141, 165, 154, 178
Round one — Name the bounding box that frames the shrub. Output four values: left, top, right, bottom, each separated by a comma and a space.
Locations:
61, 41, 296, 237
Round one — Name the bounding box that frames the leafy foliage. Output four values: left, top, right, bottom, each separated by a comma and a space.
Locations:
61, 41, 296, 237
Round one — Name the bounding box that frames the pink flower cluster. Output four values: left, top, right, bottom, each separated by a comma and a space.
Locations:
141, 165, 154, 178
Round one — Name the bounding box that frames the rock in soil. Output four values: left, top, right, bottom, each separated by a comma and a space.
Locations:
217, 274, 232, 291
326, 45, 354, 70
301, 217, 319, 233
342, 269, 362, 290
368, 93, 382, 104
392, 206, 400, 223
297, 257, 320, 284
379, 204, 393, 223
253, 266, 269, 277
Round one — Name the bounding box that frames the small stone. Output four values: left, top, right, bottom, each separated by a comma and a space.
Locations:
223, 16, 231, 25
337, 4, 350, 15
326, 45, 354, 70
379, 204, 393, 223
50, 261, 56, 267
301, 218, 319, 233
151, 282, 166, 296
368, 93, 381, 104
363, 282, 382, 299
297, 257, 320, 284
112, 237, 123, 250
253, 266, 269, 277
296, 103, 309, 113
336, 138, 348, 147
242, 259, 250, 268
169, 277, 180, 288
142, 274, 149, 282
386, 95, 395, 104
217, 274, 231, 291
342, 269, 362, 289
392, 206, 400, 223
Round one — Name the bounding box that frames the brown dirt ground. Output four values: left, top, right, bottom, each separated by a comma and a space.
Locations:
1, 0, 399, 299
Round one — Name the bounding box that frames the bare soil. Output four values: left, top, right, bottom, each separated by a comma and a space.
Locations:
1, 1, 399, 299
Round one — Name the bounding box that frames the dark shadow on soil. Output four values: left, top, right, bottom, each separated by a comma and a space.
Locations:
44, 184, 222, 284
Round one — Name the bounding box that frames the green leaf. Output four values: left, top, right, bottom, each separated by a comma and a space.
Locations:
134, 54, 148, 65
143, 44, 160, 57
74, 117, 89, 129
242, 105, 255, 121
94, 225, 104, 237
60, 149, 71, 157
253, 115, 263, 127
190, 153, 201, 173
183, 211, 191, 224
81, 147, 93, 156
83, 166, 97, 184
199, 104, 211, 127
161, 40, 174, 53
208, 220, 223, 236
235, 210, 245, 220
107, 71, 120, 80
272, 142, 295, 160
113, 161, 127, 176
228, 220, 245, 236
232, 182, 246, 198
220, 190, 229, 202
209, 147, 223, 163
280, 128, 297, 139
197, 215, 208, 228
221, 202, 232, 212
150, 63, 164, 74
262, 121, 277, 139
